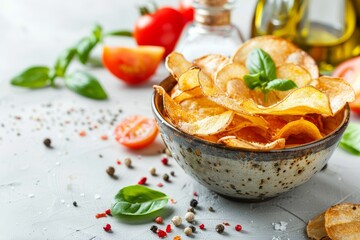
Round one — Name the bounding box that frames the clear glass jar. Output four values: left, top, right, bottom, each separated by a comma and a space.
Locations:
175, 0, 244, 61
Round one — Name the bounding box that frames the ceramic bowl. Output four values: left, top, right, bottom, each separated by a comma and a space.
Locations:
152, 76, 350, 200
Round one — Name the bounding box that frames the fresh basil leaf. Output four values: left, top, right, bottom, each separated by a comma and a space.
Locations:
111, 185, 169, 216
76, 36, 98, 64
246, 48, 276, 80
105, 30, 133, 37
339, 123, 360, 155
54, 48, 77, 77
11, 66, 50, 88
92, 24, 103, 41
243, 73, 262, 90
65, 71, 107, 100
265, 79, 298, 91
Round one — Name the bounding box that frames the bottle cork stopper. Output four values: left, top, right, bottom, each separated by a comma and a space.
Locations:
197, 0, 228, 7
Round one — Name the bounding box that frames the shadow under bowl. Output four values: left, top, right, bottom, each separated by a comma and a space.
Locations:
151, 75, 350, 201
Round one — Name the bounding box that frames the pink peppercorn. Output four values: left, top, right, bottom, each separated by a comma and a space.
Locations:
103, 223, 111, 232
157, 183, 164, 187
105, 209, 112, 216
157, 229, 167, 238
155, 216, 163, 224
161, 157, 168, 165
166, 224, 171, 233
193, 192, 198, 197
235, 224, 242, 232
138, 177, 147, 185
199, 224, 205, 230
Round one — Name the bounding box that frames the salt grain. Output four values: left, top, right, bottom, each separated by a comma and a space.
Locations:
94, 194, 101, 199
273, 221, 288, 231
28, 194, 35, 198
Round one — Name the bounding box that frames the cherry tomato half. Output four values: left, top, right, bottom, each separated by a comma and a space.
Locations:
102, 46, 164, 85
134, 7, 186, 56
332, 56, 360, 115
114, 115, 159, 149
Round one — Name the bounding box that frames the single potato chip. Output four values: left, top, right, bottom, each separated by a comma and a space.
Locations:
166, 52, 192, 80
180, 97, 227, 117
231, 35, 319, 79
273, 119, 323, 142
307, 212, 331, 240
178, 67, 201, 91
218, 136, 286, 150
181, 110, 234, 136
310, 76, 355, 115
173, 87, 203, 103
325, 203, 360, 240
193, 54, 230, 79
214, 62, 248, 93
241, 86, 333, 116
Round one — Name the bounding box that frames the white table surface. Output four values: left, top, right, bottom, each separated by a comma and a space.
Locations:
1, 1, 360, 239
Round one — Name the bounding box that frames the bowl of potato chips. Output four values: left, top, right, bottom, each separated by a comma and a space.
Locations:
152, 36, 354, 200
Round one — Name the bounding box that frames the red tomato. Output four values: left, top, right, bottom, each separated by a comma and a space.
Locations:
134, 7, 186, 56
179, 0, 194, 23
114, 116, 159, 149
102, 46, 164, 85
332, 56, 360, 114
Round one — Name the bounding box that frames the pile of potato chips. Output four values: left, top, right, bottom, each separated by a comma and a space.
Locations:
307, 203, 360, 239
154, 36, 355, 150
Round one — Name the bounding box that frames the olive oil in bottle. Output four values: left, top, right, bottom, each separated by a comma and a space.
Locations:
252, 0, 360, 73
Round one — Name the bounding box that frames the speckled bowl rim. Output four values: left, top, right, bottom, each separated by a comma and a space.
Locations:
152, 75, 350, 154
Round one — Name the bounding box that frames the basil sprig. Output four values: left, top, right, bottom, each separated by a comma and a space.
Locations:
243, 48, 298, 102
111, 185, 169, 216
10, 24, 132, 100
340, 123, 360, 155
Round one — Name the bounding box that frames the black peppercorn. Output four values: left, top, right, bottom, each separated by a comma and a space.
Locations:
150, 225, 158, 233
106, 166, 115, 177
73, 201, 78, 207
190, 199, 198, 208
162, 173, 170, 182
189, 225, 196, 233
208, 206, 215, 212
43, 138, 52, 148
215, 224, 225, 233
170, 171, 175, 177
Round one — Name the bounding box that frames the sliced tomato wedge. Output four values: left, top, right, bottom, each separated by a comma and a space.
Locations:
115, 115, 159, 149
333, 56, 360, 115
102, 46, 165, 85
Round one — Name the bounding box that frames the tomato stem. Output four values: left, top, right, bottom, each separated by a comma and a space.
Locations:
138, 1, 157, 16
105, 30, 133, 37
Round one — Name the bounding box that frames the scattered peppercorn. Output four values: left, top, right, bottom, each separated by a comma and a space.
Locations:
193, 192, 198, 197
162, 173, 170, 182
138, 177, 147, 185
157, 183, 164, 187
157, 229, 167, 238
79, 131, 86, 137
184, 227, 192, 236
149, 167, 157, 176
99, 154, 103, 158
100, 135, 108, 140
235, 224, 242, 232
103, 223, 111, 232
155, 216, 163, 224
170, 171, 175, 177
43, 138, 52, 148
161, 157, 168, 165
173, 236, 181, 240
124, 158, 132, 168
166, 224, 171, 233
185, 212, 195, 222
190, 199, 198, 208
171, 216, 182, 226
72, 201, 78, 207
215, 224, 225, 233
199, 223, 205, 230
106, 166, 115, 177
189, 225, 196, 233
208, 206, 215, 212
105, 209, 112, 216
223, 222, 230, 226
187, 207, 195, 213
150, 225, 158, 233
